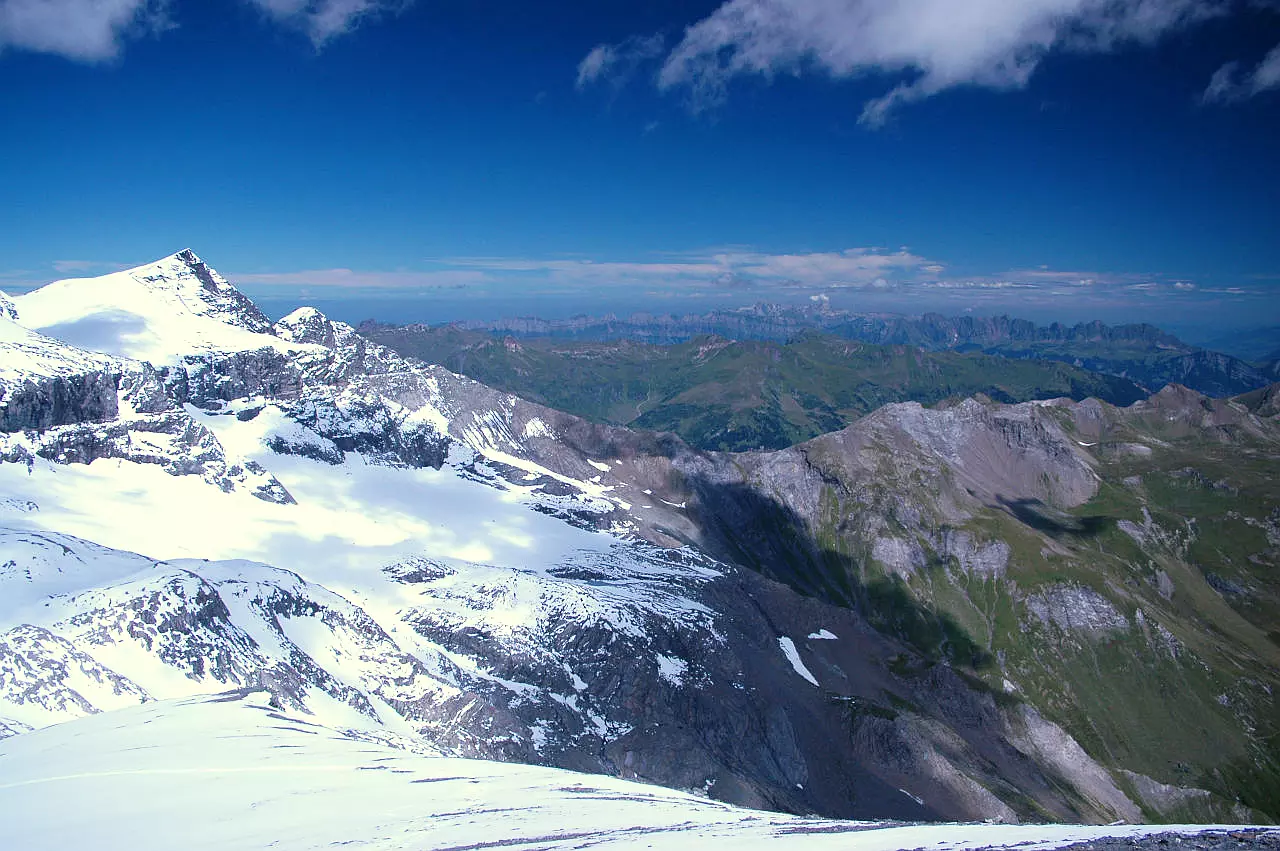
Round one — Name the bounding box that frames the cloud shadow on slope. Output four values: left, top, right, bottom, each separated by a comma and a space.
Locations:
994, 496, 1113, 540
681, 476, 991, 670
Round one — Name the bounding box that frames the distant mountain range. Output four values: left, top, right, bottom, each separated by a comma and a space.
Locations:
360, 324, 1148, 452
412, 305, 1272, 400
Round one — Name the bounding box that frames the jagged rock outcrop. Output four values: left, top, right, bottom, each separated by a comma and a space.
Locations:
0, 370, 120, 432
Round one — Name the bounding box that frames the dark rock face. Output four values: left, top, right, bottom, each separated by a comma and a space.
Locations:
164, 249, 275, 334
0, 371, 119, 432
161, 350, 304, 408
282, 395, 450, 469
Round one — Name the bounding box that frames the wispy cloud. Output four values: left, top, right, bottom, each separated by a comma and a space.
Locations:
422, 251, 1253, 304
0, 0, 169, 61
577, 34, 665, 91
1203, 41, 1280, 102
722, 247, 930, 286
585, 0, 1231, 123
0, 0, 403, 60
411, 253, 1270, 318
25, 250, 1253, 306
445, 247, 934, 290
245, 0, 408, 46
920, 268, 1214, 299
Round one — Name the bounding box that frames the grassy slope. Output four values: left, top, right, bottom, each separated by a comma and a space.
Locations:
809, 405, 1280, 821
368, 322, 1279, 818
367, 326, 1146, 451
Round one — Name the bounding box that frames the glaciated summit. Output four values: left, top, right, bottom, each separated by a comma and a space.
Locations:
13, 249, 299, 364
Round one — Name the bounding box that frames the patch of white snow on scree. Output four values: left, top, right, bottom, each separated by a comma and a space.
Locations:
808, 629, 838, 640
778, 636, 819, 687
521, 417, 552, 439
654, 654, 688, 686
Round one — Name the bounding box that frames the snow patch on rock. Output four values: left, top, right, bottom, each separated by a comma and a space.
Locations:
777, 637, 818, 687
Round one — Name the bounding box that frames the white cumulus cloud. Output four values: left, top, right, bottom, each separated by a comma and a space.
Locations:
0, 0, 168, 61
0, 0, 404, 60
591, 0, 1230, 123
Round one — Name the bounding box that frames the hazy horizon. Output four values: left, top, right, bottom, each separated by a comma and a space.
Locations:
1, 1, 1276, 345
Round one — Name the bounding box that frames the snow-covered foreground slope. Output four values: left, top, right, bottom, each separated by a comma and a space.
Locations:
0, 691, 1232, 851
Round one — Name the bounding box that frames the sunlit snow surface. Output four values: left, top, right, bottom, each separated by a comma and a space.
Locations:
0, 692, 1231, 851
0, 315, 120, 383
0, 407, 720, 737
12, 252, 324, 365
0, 404, 636, 584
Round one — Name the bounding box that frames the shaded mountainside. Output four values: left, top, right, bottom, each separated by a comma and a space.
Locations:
360, 323, 1146, 452
422, 306, 1270, 399
548, 386, 1280, 824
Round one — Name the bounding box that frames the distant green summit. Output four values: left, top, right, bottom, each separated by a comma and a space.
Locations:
363, 324, 1147, 452
373, 306, 1270, 405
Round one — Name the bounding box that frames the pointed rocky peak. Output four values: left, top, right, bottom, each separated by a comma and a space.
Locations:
1234, 382, 1280, 417
274, 307, 336, 348
1146, 383, 1211, 413
124, 249, 273, 335
11, 250, 310, 366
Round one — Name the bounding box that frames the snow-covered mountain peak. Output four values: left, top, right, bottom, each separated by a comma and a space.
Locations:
125, 248, 274, 334
274, 306, 336, 348
12, 251, 320, 365
0, 291, 17, 322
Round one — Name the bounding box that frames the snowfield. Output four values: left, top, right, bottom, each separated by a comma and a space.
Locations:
12, 250, 324, 365
0, 692, 1235, 851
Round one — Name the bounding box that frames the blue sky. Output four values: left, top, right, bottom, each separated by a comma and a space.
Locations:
0, 0, 1277, 333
